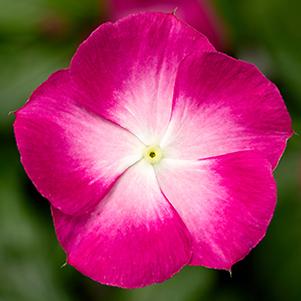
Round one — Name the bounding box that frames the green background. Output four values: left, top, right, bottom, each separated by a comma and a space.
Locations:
0, 1, 300, 300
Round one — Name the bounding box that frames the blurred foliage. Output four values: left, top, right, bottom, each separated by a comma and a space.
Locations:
215, 0, 301, 114
0, 0, 300, 301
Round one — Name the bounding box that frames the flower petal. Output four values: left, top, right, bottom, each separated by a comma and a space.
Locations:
52, 161, 191, 288
107, 0, 225, 50
70, 12, 215, 144
161, 52, 293, 168
155, 151, 276, 269
14, 70, 143, 216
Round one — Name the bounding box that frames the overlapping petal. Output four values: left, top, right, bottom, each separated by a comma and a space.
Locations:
155, 151, 276, 269
14, 70, 143, 215
70, 13, 215, 144
161, 52, 293, 168
52, 161, 191, 288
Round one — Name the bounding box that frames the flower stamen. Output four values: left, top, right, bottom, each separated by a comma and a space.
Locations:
143, 145, 163, 165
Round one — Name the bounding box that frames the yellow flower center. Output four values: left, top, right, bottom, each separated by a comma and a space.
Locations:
143, 145, 163, 165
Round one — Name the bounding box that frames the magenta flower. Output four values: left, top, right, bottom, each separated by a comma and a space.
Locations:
14, 13, 292, 288
107, 0, 226, 50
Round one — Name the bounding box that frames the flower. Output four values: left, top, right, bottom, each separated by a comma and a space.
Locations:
106, 0, 226, 50
14, 12, 292, 288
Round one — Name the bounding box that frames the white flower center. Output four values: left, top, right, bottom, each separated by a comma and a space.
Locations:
143, 145, 163, 165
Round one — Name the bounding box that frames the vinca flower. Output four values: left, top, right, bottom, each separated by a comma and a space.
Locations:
14, 13, 292, 288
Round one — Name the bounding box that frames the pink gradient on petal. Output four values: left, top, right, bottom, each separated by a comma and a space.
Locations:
12, 12, 292, 288
52, 161, 191, 288
70, 13, 215, 144
162, 52, 293, 168
107, 0, 225, 50
14, 70, 143, 216
155, 151, 277, 269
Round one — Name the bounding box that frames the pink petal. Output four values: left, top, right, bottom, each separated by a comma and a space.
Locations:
162, 52, 293, 169
52, 161, 191, 288
14, 70, 143, 216
107, 0, 225, 50
155, 151, 277, 269
70, 12, 215, 144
